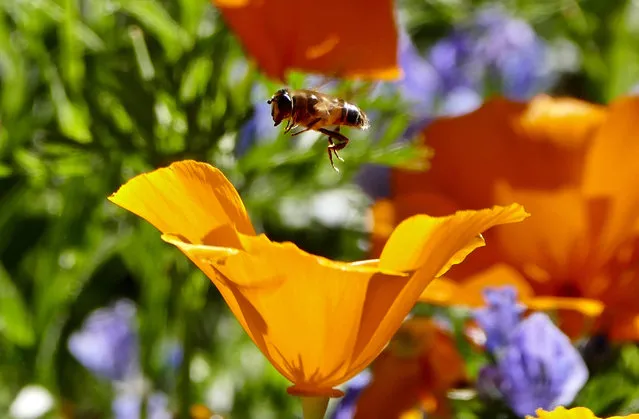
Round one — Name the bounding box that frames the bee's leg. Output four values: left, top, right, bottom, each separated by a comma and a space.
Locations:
331, 126, 344, 162
291, 118, 321, 137
284, 120, 297, 134
327, 138, 344, 162
318, 128, 350, 171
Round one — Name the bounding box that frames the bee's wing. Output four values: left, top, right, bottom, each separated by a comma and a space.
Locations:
310, 91, 339, 118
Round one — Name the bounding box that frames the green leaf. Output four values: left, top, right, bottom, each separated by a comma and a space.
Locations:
0, 263, 35, 347
605, 3, 639, 99
179, 56, 213, 103
620, 343, 639, 379
118, 0, 192, 62
44, 60, 92, 143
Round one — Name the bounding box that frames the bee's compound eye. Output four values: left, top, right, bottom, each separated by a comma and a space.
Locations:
279, 93, 293, 112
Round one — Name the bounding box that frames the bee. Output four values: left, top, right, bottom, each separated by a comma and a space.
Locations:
267, 88, 370, 172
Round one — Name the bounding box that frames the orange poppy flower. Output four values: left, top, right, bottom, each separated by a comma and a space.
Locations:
526, 406, 639, 419
352, 318, 465, 419
371, 94, 639, 340
211, 0, 400, 81
108, 160, 528, 402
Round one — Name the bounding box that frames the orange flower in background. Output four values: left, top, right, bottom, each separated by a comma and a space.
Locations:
211, 0, 400, 81
371, 94, 639, 340
526, 406, 639, 419
108, 160, 528, 399
352, 318, 465, 419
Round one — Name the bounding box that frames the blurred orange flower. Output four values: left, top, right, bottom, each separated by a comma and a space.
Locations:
526, 406, 639, 419
109, 160, 528, 398
211, 0, 400, 81
352, 318, 465, 419
371, 95, 639, 340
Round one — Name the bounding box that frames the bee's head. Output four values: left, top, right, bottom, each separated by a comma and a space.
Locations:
267, 88, 293, 127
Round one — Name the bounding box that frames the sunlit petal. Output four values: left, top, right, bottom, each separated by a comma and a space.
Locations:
109, 160, 255, 247
584, 96, 639, 264
213, 0, 400, 81
110, 161, 529, 397
527, 406, 639, 419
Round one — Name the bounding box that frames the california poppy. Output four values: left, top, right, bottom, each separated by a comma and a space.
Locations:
526, 406, 639, 419
108, 160, 527, 405
371, 95, 639, 340
211, 0, 400, 81
351, 318, 465, 419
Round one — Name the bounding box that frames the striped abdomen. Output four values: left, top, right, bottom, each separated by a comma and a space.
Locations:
339, 101, 370, 130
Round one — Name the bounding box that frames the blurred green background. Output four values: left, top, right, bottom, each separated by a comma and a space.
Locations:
1, 0, 639, 418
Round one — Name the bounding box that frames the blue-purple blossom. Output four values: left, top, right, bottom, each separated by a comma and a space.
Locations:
429, 7, 551, 101
474, 286, 526, 353
329, 371, 372, 419
491, 313, 589, 417
112, 391, 172, 419
68, 299, 140, 382
394, 29, 440, 115
235, 84, 277, 158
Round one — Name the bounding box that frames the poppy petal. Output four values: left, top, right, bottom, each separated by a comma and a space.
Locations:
525, 297, 604, 318
108, 160, 255, 247
352, 204, 529, 374
392, 96, 605, 210
214, 0, 400, 81
492, 184, 591, 281
378, 204, 530, 274
527, 406, 639, 419
418, 263, 535, 307
164, 233, 411, 392
584, 96, 639, 264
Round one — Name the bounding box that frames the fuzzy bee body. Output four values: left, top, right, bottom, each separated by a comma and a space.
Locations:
267, 88, 369, 172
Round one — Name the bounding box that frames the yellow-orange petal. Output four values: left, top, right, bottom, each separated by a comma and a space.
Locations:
517, 95, 608, 148
159, 204, 528, 396
379, 204, 529, 274
213, 0, 400, 81
418, 263, 535, 307
353, 351, 428, 419
165, 233, 412, 394
583, 96, 639, 265
108, 160, 255, 247
493, 184, 591, 281
354, 204, 529, 375
392, 96, 605, 210
526, 406, 639, 419
524, 296, 604, 318
605, 311, 639, 341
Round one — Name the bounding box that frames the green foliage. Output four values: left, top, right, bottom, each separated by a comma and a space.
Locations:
0, 0, 422, 416
1, 0, 639, 417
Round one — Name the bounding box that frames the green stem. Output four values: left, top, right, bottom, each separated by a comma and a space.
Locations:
300, 396, 329, 419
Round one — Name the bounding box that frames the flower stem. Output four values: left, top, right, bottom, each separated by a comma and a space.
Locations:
300, 396, 329, 419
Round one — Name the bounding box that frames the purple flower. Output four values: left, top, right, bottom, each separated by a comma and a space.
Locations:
395, 30, 440, 115
429, 32, 475, 93
68, 299, 140, 382
492, 313, 588, 417
429, 7, 551, 101
112, 391, 172, 419
329, 371, 372, 419
474, 286, 526, 353
235, 84, 277, 158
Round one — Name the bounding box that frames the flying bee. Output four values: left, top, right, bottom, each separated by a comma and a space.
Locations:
267, 88, 370, 172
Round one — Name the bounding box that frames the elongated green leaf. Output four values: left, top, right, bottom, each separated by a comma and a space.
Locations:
118, 0, 192, 62
0, 263, 35, 347
179, 56, 213, 103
